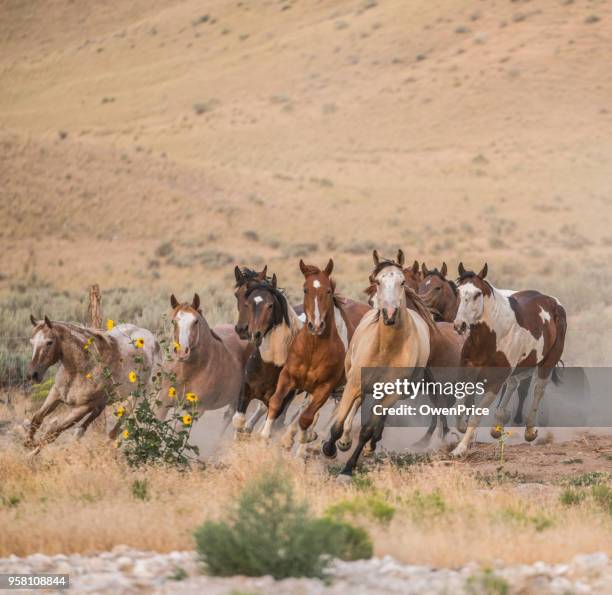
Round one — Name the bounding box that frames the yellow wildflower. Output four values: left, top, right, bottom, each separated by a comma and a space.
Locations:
128, 371, 137, 384
135, 338, 144, 348
173, 341, 180, 352
85, 373, 93, 380
122, 429, 129, 439
168, 386, 177, 398
186, 392, 198, 403
106, 319, 114, 331
494, 424, 503, 434
182, 414, 192, 426
115, 406, 126, 418
83, 337, 93, 350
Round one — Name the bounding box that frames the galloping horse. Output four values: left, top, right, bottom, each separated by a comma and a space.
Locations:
418, 262, 532, 426
260, 259, 369, 454
156, 294, 248, 423
451, 263, 566, 456
232, 273, 304, 435
322, 251, 434, 475
27, 317, 161, 447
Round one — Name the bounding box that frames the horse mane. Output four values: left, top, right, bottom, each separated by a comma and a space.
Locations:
425, 269, 458, 296
235, 267, 271, 288
456, 269, 494, 296
245, 280, 290, 327
50, 321, 114, 351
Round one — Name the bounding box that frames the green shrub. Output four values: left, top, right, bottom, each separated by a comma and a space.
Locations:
194, 470, 372, 579
31, 378, 54, 402
131, 479, 150, 501
495, 507, 553, 532
568, 472, 610, 487
559, 487, 585, 506
592, 484, 612, 515
465, 567, 509, 595
325, 492, 395, 526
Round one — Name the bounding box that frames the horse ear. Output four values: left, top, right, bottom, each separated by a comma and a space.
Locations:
234, 266, 243, 285
396, 249, 405, 267
324, 258, 334, 277
271, 273, 277, 289
30, 314, 37, 327
441, 262, 448, 278
170, 294, 179, 309
411, 260, 419, 274
299, 259, 308, 276
192, 293, 200, 311
478, 263, 488, 279
372, 250, 380, 266
44, 315, 53, 328
258, 265, 268, 280
422, 262, 429, 276
458, 262, 466, 277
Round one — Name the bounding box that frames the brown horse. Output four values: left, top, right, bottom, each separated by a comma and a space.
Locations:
232, 273, 303, 435
260, 259, 369, 454
418, 262, 533, 426
451, 263, 567, 456
156, 294, 248, 423
27, 317, 161, 448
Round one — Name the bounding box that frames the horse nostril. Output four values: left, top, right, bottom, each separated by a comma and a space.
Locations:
307, 322, 314, 331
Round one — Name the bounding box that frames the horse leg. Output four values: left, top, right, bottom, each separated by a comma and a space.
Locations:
321, 378, 360, 459
524, 374, 550, 442
513, 377, 531, 425
412, 412, 438, 449
280, 393, 311, 450
25, 385, 62, 446
451, 389, 499, 457
296, 383, 334, 458
74, 402, 106, 439
337, 398, 361, 452
232, 383, 253, 432
261, 369, 296, 439
37, 404, 94, 447
492, 375, 520, 437
273, 389, 297, 431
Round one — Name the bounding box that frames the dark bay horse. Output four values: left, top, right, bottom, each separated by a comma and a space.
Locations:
418, 262, 532, 426
451, 263, 567, 456
260, 259, 370, 455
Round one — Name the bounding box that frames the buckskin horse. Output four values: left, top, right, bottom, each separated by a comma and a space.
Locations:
156, 294, 248, 426
260, 259, 370, 455
232, 273, 304, 436
451, 263, 566, 457
417, 262, 532, 426
26, 316, 161, 448
321, 251, 435, 476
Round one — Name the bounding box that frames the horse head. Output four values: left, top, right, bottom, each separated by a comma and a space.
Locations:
28, 315, 61, 383
299, 258, 335, 336
454, 262, 490, 334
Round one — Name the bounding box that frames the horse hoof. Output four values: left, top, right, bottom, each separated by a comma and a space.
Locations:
451, 444, 468, 458
321, 441, 337, 459
490, 426, 503, 439
525, 427, 538, 442
337, 439, 352, 452
336, 473, 352, 484
304, 430, 318, 444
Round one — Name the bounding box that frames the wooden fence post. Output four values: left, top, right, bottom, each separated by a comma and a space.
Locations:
88, 284, 106, 433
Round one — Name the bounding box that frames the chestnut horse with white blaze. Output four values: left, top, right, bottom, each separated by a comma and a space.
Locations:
451, 263, 566, 457
26, 316, 161, 448
260, 259, 370, 453
156, 294, 248, 423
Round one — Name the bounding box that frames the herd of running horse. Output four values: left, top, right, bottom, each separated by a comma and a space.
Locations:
25, 250, 566, 476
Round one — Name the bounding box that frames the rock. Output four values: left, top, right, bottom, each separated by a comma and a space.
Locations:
116, 556, 133, 572
573, 552, 609, 572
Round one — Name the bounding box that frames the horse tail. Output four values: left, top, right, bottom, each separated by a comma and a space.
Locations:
542, 302, 567, 386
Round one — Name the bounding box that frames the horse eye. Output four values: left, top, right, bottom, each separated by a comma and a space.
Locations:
303, 288, 307, 294
473, 294, 479, 301
327, 289, 331, 294
435, 286, 441, 291
46, 340, 53, 346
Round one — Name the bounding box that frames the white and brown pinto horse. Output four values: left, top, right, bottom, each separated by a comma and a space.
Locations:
157, 294, 248, 423
27, 316, 161, 448
322, 251, 435, 475
451, 263, 567, 456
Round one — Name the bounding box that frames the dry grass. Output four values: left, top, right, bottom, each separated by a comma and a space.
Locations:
1, 436, 610, 566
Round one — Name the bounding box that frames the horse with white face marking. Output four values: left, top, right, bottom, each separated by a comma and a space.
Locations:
156, 294, 248, 423
26, 316, 161, 448
231, 273, 304, 436
260, 259, 370, 455
417, 262, 532, 426
321, 250, 434, 475
451, 263, 567, 457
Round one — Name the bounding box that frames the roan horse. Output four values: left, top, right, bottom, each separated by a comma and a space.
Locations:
232, 273, 304, 435
451, 263, 567, 457
322, 251, 434, 476
156, 294, 248, 424
417, 262, 532, 426
260, 259, 370, 453
27, 316, 160, 448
